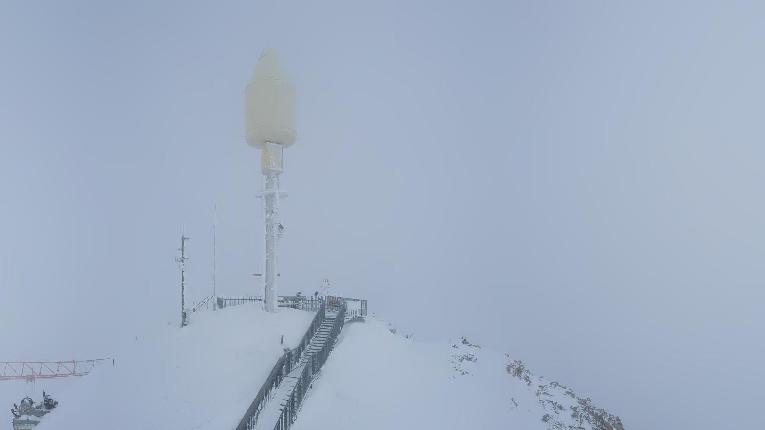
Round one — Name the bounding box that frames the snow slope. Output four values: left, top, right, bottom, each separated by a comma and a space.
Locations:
14, 304, 314, 430
3, 309, 623, 430
292, 319, 624, 430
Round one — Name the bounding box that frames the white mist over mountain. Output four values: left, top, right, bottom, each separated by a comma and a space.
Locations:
1, 2, 764, 429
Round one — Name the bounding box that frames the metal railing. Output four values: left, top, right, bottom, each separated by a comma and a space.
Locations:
234, 295, 364, 430
279, 296, 324, 312
339, 297, 367, 321
235, 352, 288, 430
189, 295, 215, 313
215, 296, 326, 312
217, 296, 263, 309
236, 301, 327, 430
273, 300, 346, 430
285, 300, 326, 372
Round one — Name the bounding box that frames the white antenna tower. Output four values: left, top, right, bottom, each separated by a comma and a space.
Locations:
245, 49, 297, 313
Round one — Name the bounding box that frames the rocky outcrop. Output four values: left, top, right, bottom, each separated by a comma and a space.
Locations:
506, 356, 625, 430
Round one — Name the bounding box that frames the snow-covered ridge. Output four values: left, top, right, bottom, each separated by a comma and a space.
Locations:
451, 336, 625, 430
4, 307, 623, 430
505, 358, 624, 430
292, 320, 625, 430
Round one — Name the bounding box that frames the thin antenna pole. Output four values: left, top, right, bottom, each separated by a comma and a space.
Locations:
212, 204, 217, 310
176, 235, 190, 327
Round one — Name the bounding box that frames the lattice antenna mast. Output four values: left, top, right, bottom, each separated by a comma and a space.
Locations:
245, 50, 296, 313
176, 235, 190, 327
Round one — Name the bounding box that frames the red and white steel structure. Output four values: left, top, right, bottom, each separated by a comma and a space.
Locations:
0, 359, 111, 381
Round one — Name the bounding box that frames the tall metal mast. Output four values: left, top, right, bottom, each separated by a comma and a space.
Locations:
261, 145, 284, 313
245, 49, 296, 313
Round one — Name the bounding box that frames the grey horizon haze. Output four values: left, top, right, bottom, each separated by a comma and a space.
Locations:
1, 1, 763, 429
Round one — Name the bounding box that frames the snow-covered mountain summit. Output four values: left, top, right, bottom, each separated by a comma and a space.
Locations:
4, 305, 623, 430
293, 319, 625, 430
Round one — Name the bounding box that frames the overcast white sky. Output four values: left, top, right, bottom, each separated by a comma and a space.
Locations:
1, 1, 764, 429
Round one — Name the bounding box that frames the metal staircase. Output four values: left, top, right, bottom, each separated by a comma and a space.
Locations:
301, 315, 336, 364
235, 296, 363, 430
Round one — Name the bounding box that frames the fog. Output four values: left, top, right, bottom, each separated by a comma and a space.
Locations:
1, 1, 763, 429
